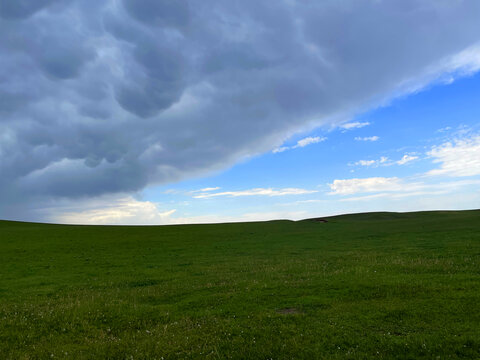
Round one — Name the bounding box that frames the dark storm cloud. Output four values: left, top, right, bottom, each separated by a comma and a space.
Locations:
0, 0, 58, 19
123, 0, 190, 28
1, 0, 480, 220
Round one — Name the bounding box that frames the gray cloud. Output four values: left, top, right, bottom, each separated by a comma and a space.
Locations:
123, 0, 190, 28
0, 0, 59, 20
1, 0, 480, 220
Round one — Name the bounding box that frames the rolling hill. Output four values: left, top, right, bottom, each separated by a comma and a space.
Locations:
1, 210, 479, 358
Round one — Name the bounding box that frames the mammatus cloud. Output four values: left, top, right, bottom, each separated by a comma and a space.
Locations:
355, 136, 380, 142
1, 0, 480, 221
273, 136, 326, 153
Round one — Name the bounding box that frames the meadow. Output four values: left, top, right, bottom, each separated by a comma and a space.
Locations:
1, 210, 479, 359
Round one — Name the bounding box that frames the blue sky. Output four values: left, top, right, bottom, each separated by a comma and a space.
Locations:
141, 72, 480, 224
1, 1, 480, 224
59, 71, 480, 225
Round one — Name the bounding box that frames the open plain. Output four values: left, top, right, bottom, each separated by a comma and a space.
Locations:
1, 210, 479, 359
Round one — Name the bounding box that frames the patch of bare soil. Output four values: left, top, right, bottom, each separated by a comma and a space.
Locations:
277, 308, 301, 315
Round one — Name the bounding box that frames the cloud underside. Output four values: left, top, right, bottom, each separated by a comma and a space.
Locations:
1, 0, 480, 219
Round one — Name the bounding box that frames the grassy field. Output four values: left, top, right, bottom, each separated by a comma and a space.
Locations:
1, 210, 479, 359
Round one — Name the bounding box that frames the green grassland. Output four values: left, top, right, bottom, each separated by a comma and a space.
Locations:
1, 210, 479, 359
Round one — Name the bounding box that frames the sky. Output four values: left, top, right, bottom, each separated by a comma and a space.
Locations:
1, 0, 480, 225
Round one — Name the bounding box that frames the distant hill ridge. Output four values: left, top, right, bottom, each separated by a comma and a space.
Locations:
1, 209, 479, 227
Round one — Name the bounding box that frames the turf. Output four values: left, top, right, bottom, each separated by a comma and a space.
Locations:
0, 210, 479, 359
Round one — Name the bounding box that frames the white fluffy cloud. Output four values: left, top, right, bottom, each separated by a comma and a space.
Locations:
354, 156, 389, 167
337, 179, 480, 202
352, 154, 418, 167
329, 177, 405, 195
53, 197, 176, 225
397, 155, 419, 165
193, 188, 317, 199
273, 136, 326, 153
50, 196, 307, 225
427, 135, 480, 177
355, 136, 380, 142
331, 135, 480, 197
297, 136, 324, 148
340, 122, 370, 130
191, 187, 221, 193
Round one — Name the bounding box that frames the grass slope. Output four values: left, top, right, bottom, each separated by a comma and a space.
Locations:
1, 210, 479, 359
